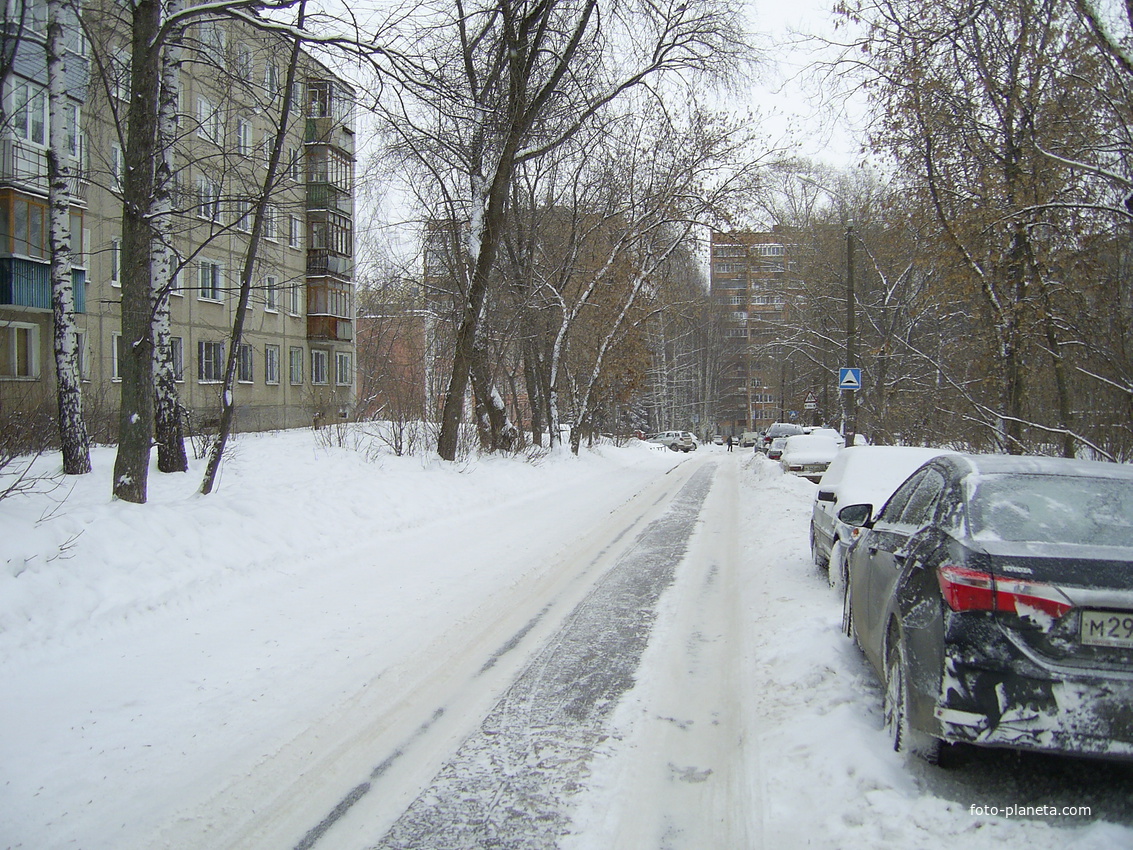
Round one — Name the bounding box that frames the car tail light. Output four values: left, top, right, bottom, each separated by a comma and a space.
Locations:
936, 564, 1073, 619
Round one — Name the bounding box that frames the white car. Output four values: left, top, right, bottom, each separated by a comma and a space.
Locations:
649, 431, 695, 452
810, 445, 954, 586
779, 433, 841, 483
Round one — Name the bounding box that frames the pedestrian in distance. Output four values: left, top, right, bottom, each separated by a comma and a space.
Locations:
726, 436, 733, 452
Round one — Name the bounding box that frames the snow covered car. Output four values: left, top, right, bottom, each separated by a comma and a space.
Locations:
840, 453, 1133, 763
811, 445, 952, 582
779, 434, 841, 483
766, 436, 789, 461
759, 422, 804, 453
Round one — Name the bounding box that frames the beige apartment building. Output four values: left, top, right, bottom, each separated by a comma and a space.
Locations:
1, 1, 356, 441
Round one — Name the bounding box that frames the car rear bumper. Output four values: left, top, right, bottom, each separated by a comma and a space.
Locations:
935, 653, 1133, 759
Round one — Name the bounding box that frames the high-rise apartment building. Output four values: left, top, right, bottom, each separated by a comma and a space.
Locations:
709, 227, 803, 436
1, 1, 356, 438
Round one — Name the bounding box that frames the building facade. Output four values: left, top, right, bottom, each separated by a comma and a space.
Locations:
0, 0, 356, 442
710, 227, 804, 436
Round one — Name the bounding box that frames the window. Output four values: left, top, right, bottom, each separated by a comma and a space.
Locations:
287, 147, 301, 181
289, 346, 303, 384
335, 352, 351, 386
170, 336, 184, 381
3, 194, 48, 259
237, 343, 254, 383
235, 45, 253, 83
111, 55, 131, 102
232, 198, 251, 232
264, 204, 277, 241
264, 275, 278, 311
198, 340, 224, 382
265, 63, 280, 99
197, 177, 221, 221
74, 330, 89, 381
236, 118, 252, 157
110, 238, 121, 286
111, 332, 124, 380
289, 281, 301, 315
110, 144, 123, 191
288, 216, 301, 249
13, 81, 47, 145
196, 97, 220, 143
0, 322, 38, 379
265, 344, 280, 385
170, 266, 183, 297
311, 349, 328, 384
199, 19, 225, 54
198, 259, 222, 301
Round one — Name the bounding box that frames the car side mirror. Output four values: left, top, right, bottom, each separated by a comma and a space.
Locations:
817, 489, 836, 503
838, 503, 873, 527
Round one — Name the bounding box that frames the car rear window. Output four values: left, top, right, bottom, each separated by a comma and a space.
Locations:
970, 473, 1133, 547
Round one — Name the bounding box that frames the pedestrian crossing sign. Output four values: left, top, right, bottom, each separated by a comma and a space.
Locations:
839, 368, 862, 391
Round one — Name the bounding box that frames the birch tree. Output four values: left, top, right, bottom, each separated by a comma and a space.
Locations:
46, 0, 91, 473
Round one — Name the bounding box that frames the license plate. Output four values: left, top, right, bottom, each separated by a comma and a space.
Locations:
1080, 610, 1133, 648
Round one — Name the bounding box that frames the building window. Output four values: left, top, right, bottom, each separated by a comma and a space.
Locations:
197, 177, 221, 221
264, 204, 277, 241
232, 198, 251, 232
264, 275, 278, 311
311, 349, 328, 385
335, 351, 351, 386
289, 346, 303, 384
111, 332, 124, 380
289, 281, 301, 315
237, 343, 254, 383
170, 336, 184, 381
198, 259, 223, 301
74, 330, 89, 381
13, 81, 47, 145
0, 322, 39, 379
170, 266, 183, 297
265, 344, 280, 385
265, 63, 280, 99
110, 144, 123, 192
235, 44, 253, 84
236, 117, 252, 157
288, 215, 301, 249
198, 340, 224, 382
196, 97, 220, 143
110, 238, 121, 286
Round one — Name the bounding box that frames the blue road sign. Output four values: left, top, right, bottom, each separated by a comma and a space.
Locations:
839, 367, 862, 391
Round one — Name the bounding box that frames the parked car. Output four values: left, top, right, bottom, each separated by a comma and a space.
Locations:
811, 445, 953, 583
840, 453, 1133, 763
766, 436, 790, 461
808, 427, 846, 448
682, 431, 699, 450
759, 422, 804, 453
779, 433, 841, 483
740, 430, 761, 448
713, 435, 725, 446
649, 431, 695, 452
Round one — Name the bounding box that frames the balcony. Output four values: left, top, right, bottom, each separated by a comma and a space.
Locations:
0, 258, 86, 312
306, 249, 352, 278
307, 315, 352, 342
0, 139, 88, 203
306, 182, 351, 215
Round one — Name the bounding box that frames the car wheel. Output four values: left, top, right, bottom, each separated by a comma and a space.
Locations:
884, 637, 942, 764
810, 525, 827, 572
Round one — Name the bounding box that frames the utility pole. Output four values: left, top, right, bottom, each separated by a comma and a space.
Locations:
844, 223, 858, 446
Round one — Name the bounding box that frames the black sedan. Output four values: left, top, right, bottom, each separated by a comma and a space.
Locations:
840, 453, 1133, 763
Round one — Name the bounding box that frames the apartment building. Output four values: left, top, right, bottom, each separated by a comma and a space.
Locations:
0, 0, 356, 439
709, 227, 803, 436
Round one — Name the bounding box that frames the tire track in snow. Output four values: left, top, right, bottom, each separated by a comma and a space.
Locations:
369, 462, 717, 849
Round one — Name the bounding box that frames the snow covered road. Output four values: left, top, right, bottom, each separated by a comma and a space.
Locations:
3, 433, 1133, 849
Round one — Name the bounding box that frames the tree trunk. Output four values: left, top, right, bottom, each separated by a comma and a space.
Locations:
112, 0, 161, 503
46, 0, 90, 475
154, 0, 187, 474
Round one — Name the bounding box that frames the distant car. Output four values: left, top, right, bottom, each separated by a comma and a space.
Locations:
713, 435, 724, 446
811, 445, 953, 583
779, 434, 841, 483
766, 436, 790, 461
759, 422, 804, 453
840, 453, 1133, 763
649, 431, 694, 452
740, 430, 761, 448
